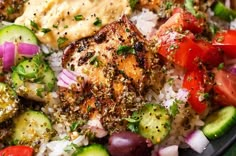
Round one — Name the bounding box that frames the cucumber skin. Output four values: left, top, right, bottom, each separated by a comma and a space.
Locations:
0, 24, 38, 44
202, 106, 236, 139
12, 110, 52, 145
137, 104, 171, 144
72, 144, 109, 156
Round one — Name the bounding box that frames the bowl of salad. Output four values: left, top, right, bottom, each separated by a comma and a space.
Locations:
0, 0, 235, 156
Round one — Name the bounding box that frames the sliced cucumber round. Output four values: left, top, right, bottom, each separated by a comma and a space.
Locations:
12, 110, 52, 145
0, 25, 38, 45
15, 59, 39, 78
202, 106, 236, 139
137, 104, 171, 144
72, 144, 109, 156
0, 82, 18, 123
41, 63, 56, 91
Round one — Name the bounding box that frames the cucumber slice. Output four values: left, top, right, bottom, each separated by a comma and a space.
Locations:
137, 104, 171, 144
15, 59, 39, 78
12, 110, 52, 145
0, 25, 38, 44
0, 82, 18, 123
72, 144, 109, 156
11, 70, 24, 88
202, 106, 236, 139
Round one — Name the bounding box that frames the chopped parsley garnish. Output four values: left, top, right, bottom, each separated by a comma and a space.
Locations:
167, 78, 174, 85
57, 37, 68, 48
64, 25, 68, 28
170, 100, 181, 116
52, 24, 58, 28
70, 120, 85, 131
89, 56, 100, 67
36, 88, 44, 98
129, 0, 138, 10
93, 17, 102, 26
41, 28, 51, 34
165, 1, 173, 10
74, 15, 84, 21
64, 143, 80, 153
203, 93, 210, 100
209, 23, 219, 36
6, 6, 15, 15
117, 45, 135, 55
126, 28, 130, 32
87, 105, 92, 112
30, 20, 39, 30
217, 62, 224, 70
184, 0, 203, 18
125, 112, 140, 133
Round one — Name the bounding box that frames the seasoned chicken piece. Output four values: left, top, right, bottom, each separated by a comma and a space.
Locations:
58, 16, 162, 133
0, 0, 24, 21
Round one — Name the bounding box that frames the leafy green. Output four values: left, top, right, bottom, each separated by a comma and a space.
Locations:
7, 6, 15, 15
129, 0, 139, 10
170, 100, 180, 116
70, 120, 85, 131
184, 0, 203, 18
30, 20, 39, 30
217, 63, 224, 70
57, 37, 68, 48
117, 45, 135, 55
74, 15, 84, 21
93, 17, 102, 26
41, 28, 51, 34
125, 112, 140, 133
212, 1, 236, 22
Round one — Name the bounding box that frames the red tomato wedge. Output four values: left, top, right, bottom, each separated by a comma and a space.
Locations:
213, 69, 236, 106
156, 8, 204, 36
158, 32, 201, 71
0, 146, 34, 156
196, 39, 223, 68
212, 30, 236, 58
183, 69, 207, 114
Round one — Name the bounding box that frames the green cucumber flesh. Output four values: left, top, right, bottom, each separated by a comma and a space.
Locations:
15, 59, 39, 78
12, 110, 52, 145
0, 82, 18, 123
41, 63, 56, 91
72, 144, 109, 156
0, 24, 38, 44
138, 104, 171, 144
202, 106, 236, 139
11, 70, 24, 88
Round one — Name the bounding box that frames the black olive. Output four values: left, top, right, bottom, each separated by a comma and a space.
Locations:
108, 131, 152, 156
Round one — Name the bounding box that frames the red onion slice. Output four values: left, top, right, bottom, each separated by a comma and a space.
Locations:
62, 69, 77, 81
18, 42, 39, 57
185, 130, 209, 154
3, 42, 16, 71
58, 71, 77, 85
57, 78, 70, 88
158, 145, 179, 156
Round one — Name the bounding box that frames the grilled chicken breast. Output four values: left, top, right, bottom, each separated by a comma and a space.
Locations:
0, 0, 24, 21
58, 16, 162, 133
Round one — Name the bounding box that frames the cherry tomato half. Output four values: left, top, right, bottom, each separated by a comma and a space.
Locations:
158, 32, 201, 71
0, 146, 33, 156
213, 69, 236, 106
212, 30, 236, 58
183, 69, 207, 114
